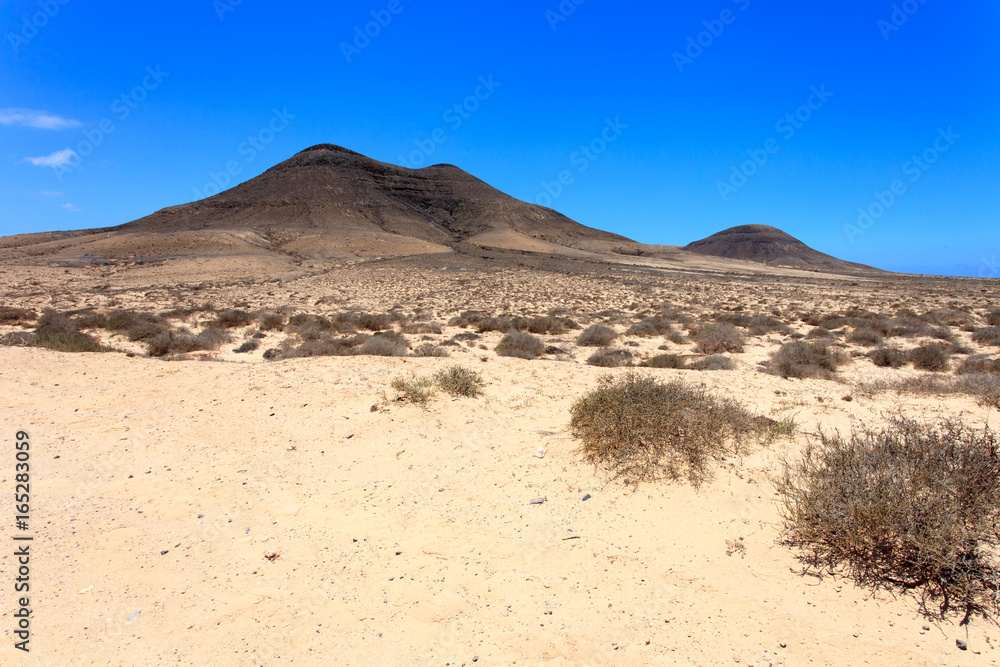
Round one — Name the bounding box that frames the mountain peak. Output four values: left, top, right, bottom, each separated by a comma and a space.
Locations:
683, 225, 877, 273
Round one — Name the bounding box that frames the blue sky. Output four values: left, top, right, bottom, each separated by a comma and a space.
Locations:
2, 0, 998, 276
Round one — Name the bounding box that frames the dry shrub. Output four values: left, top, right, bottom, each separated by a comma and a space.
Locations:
690, 355, 736, 371
776, 417, 1000, 624
209, 309, 254, 328
887, 316, 932, 338
402, 321, 443, 335
571, 373, 786, 486
868, 345, 907, 368
972, 327, 1000, 347
147, 328, 231, 357
356, 313, 395, 331
928, 326, 955, 342
0, 306, 37, 324
958, 355, 1000, 375
526, 315, 578, 334
234, 340, 260, 354
434, 365, 484, 397
496, 331, 545, 359
291, 338, 354, 358
0, 332, 35, 347
806, 327, 834, 340
477, 316, 528, 333
35, 331, 107, 353
987, 310, 1000, 327
643, 354, 686, 369
448, 310, 489, 328
413, 342, 449, 357
587, 349, 633, 368
257, 311, 286, 331
105, 309, 164, 332
626, 317, 675, 337
73, 311, 108, 329
766, 341, 844, 379
356, 334, 408, 357
694, 323, 744, 354
848, 326, 883, 347
856, 374, 1000, 410
909, 344, 950, 371
391, 375, 435, 404
577, 324, 617, 347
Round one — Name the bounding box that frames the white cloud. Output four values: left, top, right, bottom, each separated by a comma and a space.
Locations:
25, 148, 77, 167
0, 108, 81, 130
38, 190, 63, 197
61, 203, 81, 212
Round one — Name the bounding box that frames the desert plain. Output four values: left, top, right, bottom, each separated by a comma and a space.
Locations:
0, 241, 998, 667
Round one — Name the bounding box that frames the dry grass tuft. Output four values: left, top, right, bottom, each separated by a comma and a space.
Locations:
776, 417, 1000, 624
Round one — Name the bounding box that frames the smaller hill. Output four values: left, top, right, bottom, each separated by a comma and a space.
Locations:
682, 225, 877, 274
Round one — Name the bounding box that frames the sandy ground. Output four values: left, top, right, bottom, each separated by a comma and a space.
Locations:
0, 248, 997, 665
1, 340, 997, 666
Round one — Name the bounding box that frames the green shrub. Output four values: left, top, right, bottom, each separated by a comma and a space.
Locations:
571, 373, 786, 486
776, 417, 1000, 623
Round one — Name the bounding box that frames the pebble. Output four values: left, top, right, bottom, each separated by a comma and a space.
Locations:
582, 494, 591, 501
956, 639, 968, 650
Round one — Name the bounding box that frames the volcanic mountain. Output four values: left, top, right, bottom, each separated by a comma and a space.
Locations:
682, 225, 878, 273
107, 144, 640, 259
